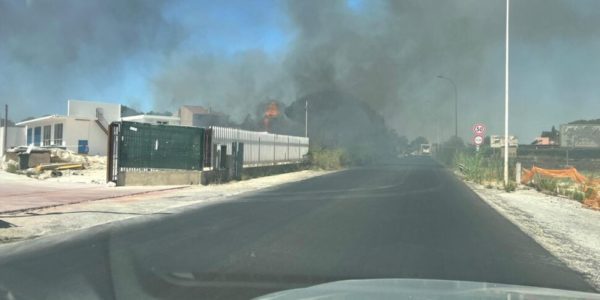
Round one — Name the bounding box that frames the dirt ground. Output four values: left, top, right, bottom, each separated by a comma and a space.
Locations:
467, 182, 600, 290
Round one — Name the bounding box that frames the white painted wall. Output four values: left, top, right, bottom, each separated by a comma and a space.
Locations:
67, 99, 121, 123
19, 117, 108, 155
0, 127, 26, 156
63, 118, 108, 155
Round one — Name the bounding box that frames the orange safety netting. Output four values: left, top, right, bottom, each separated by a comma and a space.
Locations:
521, 166, 600, 210
521, 166, 588, 185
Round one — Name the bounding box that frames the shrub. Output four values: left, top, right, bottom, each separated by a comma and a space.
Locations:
585, 187, 596, 199
5, 163, 17, 174
573, 191, 585, 202
537, 178, 558, 194
309, 147, 345, 170
504, 181, 516, 192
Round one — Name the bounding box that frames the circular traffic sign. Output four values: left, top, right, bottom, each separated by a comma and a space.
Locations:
472, 123, 487, 135
473, 135, 484, 145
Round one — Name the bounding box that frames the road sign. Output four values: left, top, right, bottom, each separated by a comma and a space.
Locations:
472, 123, 486, 136
473, 135, 484, 146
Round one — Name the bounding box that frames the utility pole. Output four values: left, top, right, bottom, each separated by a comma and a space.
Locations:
503, 0, 511, 186
3, 104, 7, 155
305, 100, 308, 137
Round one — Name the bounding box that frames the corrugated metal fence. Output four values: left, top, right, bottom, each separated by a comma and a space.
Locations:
107, 122, 309, 184
209, 126, 309, 168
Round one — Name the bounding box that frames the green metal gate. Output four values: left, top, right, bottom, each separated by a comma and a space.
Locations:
107, 122, 204, 183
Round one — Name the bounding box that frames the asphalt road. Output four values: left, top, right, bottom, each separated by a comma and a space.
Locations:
0, 157, 595, 299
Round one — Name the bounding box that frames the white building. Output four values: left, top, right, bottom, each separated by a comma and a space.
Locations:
0, 126, 26, 157
121, 114, 180, 125
16, 100, 121, 155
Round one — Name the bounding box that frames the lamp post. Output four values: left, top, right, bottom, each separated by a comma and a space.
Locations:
305, 100, 308, 138
503, 0, 510, 186
436, 75, 458, 137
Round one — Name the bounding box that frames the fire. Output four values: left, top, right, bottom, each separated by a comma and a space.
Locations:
263, 101, 279, 131
264, 102, 279, 118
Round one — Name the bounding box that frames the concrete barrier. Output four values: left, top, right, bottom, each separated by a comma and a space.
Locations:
117, 170, 202, 186
200, 163, 307, 185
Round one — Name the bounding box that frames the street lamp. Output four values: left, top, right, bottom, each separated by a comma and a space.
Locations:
503, 0, 510, 186
437, 75, 458, 137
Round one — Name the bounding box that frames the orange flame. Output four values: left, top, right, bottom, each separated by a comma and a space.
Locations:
263, 102, 279, 131
264, 102, 279, 118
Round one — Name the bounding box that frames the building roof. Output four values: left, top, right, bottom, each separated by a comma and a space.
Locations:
121, 114, 181, 121
15, 115, 69, 126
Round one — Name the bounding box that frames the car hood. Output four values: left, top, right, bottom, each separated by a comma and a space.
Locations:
255, 278, 600, 300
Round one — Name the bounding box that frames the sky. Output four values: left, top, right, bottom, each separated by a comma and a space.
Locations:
1, 0, 599, 142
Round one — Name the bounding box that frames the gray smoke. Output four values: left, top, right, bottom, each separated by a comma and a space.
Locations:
152, 0, 600, 142
0, 0, 183, 119
2, 0, 599, 142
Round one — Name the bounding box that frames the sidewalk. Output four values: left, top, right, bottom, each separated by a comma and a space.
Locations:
0, 170, 331, 244
467, 181, 600, 291
0, 171, 185, 213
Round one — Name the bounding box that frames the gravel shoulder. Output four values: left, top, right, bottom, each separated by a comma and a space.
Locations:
466, 181, 600, 291
0, 170, 333, 244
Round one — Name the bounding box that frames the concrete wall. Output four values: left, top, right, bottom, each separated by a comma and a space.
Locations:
68, 99, 121, 123
0, 127, 26, 156
64, 118, 108, 155
201, 163, 306, 185
117, 170, 202, 186
179, 106, 197, 127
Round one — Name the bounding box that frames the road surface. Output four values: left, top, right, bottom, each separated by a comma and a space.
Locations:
0, 157, 595, 299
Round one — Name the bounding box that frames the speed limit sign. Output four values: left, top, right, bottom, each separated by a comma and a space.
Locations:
472, 123, 486, 135
473, 135, 484, 146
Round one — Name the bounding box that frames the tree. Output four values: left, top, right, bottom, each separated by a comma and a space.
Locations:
0, 119, 15, 127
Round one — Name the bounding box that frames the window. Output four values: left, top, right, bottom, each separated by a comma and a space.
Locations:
43, 125, 51, 146
157, 121, 168, 125
54, 123, 63, 146
26, 128, 32, 145
33, 126, 41, 146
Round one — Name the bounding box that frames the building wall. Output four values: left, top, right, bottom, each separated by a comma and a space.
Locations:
0, 127, 26, 156
64, 118, 108, 155
21, 118, 108, 155
67, 99, 121, 123
179, 107, 194, 126
23, 118, 67, 148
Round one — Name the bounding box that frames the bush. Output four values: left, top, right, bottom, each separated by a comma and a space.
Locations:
585, 187, 596, 199
5, 163, 17, 173
504, 181, 516, 192
536, 178, 558, 194
573, 191, 585, 202
308, 147, 345, 170
453, 150, 504, 184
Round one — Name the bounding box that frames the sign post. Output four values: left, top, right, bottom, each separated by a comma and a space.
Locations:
472, 123, 486, 152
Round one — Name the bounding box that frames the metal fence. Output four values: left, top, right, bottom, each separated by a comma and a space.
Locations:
107, 122, 309, 183
209, 126, 309, 168
107, 122, 204, 182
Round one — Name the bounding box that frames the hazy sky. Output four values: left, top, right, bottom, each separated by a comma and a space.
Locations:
1, 0, 599, 142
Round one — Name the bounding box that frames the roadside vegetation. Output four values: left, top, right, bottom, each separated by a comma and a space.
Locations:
307, 146, 346, 170
435, 138, 598, 202
435, 137, 516, 192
